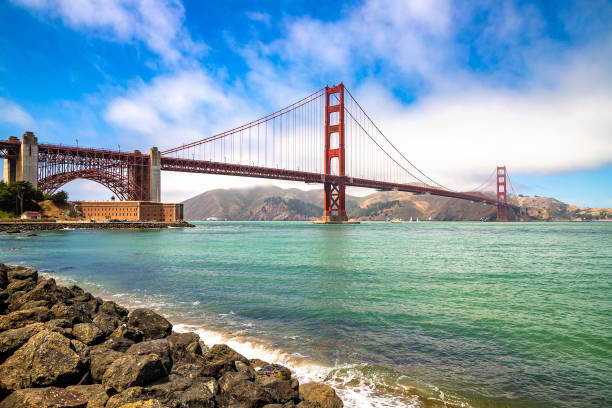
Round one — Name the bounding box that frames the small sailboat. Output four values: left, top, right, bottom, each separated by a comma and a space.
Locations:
391, 218, 402, 223
416, 217, 419, 223
409, 217, 413, 223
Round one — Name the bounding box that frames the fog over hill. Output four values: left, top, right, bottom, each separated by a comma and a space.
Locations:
182, 186, 612, 222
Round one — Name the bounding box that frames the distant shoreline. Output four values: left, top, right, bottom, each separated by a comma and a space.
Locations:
0, 221, 195, 232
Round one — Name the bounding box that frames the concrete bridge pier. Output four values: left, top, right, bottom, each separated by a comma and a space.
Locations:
149, 147, 161, 202
3, 132, 38, 188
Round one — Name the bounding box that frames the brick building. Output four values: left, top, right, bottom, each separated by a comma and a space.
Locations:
78, 201, 183, 222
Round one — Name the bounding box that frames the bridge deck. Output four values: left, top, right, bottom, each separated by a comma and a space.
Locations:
160, 157, 519, 209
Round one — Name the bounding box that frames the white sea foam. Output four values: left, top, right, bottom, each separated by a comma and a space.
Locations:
173, 323, 423, 408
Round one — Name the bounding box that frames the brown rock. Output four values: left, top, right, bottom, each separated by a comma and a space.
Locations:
110, 324, 144, 343
65, 384, 109, 408
216, 371, 273, 407
0, 387, 88, 408
118, 400, 163, 408
102, 354, 166, 393
126, 339, 172, 372
298, 383, 342, 408
0, 307, 53, 331
92, 313, 121, 337
166, 331, 203, 364
72, 323, 105, 345
89, 348, 125, 382
255, 364, 292, 385
0, 323, 44, 363
127, 309, 172, 341
0, 330, 87, 392
0, 265, 8, 289
201, 344, 248, 377
263, 379, 299, 404
6, 279, 36, 295
99, 301, 129, 319
7, 266, 38, 283
95, 337, 135, 352
51, 302, 94, 325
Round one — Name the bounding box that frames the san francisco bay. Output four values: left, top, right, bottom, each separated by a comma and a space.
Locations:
2, 221, 610, 407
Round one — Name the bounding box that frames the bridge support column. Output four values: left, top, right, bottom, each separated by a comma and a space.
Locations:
3, 136, 19, 184
321, 83, 349, 223
149, 147, 161, 202
496, 165, 508, 221
16, 132, 38, 188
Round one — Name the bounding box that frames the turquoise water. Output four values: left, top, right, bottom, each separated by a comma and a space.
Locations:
1, 222, 611, 407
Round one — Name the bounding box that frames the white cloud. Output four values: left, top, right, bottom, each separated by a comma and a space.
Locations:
10, 0, 205, 63
0, 98, 34, 129
104, 69, 259, 148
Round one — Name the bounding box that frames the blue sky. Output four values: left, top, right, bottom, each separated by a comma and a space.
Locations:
0, 0, 611, 207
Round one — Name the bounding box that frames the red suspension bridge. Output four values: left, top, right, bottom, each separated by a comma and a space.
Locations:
1, 83, 520, 221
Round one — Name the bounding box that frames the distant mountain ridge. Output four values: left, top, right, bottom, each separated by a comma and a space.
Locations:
182, 185, 612, 222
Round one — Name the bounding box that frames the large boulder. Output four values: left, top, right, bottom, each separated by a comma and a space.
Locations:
102, 354, 166, 393
72, 323, 105, 346
0, 307, 53, 331
92, 313, 121, 337
6, 279, 36, 295
0, 387, 88, 408
89, 348, 125, 382
65, 384, 109, 408
110, 324, 144, 343
0, 323, 44, 363
99, 300, 129, 320
166, 332, 203, 364
216, 371, 273, 408
255, 364, 292, 386
298, 383, 343, 408
126, 339, 172, 372
9, 278, 72, 312
263, 379, 299, 404
0, 330, 87, 392
95, 337, 135, 352
7, 266, 38, 283
51, 302, 95, 325
201, 344, 248, 377
127, 309, 172, 341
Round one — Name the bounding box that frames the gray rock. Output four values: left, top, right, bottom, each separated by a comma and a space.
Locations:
127, 309, 172, 341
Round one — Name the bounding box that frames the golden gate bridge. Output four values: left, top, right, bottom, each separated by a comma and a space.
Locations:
0, 83, 520, 221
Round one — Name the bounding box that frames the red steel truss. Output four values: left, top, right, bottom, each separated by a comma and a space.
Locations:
37, 144, 150, 200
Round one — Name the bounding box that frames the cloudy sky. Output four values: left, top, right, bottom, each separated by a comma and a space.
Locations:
1, 0, 611, 207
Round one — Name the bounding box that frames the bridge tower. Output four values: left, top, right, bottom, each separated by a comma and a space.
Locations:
321, 83, 348, 223
496, 165, 508, 221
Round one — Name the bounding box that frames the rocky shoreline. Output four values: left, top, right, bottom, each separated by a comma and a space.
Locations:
0, 264, 343, 408
0, 222, 195, 233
